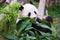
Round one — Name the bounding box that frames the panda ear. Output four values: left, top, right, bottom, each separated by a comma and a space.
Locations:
30, 0, 33, 4
19, 6, 24, 11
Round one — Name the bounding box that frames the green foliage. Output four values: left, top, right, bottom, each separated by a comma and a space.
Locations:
0, 2, 20, 33
0, 2, 59, 40
0, 4, 6, 10
33, 2, 38, 8
48, 3, 60, 18
2, 18, 57, 40
3, 33, 19, 40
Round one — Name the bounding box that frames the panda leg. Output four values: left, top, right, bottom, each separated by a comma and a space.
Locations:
32, 23, 52, 34
36, 17, 42, 23
31, 28, 42, 35
16, 19, 24, 25
46, 16, 53, 23
16, 19, 24, 30
46, 16, 53, 27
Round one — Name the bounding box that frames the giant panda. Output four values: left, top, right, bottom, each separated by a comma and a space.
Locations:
16, 3, 52, 35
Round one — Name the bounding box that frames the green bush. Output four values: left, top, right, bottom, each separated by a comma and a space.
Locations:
0, 2, 58, 40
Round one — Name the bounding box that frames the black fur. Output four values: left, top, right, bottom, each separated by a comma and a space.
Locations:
46, 22, 51, 27
46, 16, 53, 27
31, 28, 42, 35
32, 22, 52, 34
16, 19, 24, 25
19, 6, 24, 11
28, 12, 31, 17
30, 0, 33, 4
36, 18, 41, 23
36, 17, 52, 27
34, 11, 37, 14
46, 16, 53, 23
16, 19, 25, 30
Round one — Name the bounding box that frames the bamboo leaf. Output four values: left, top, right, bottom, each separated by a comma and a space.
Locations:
18, 19, 31, 33
3, 34, 19, 40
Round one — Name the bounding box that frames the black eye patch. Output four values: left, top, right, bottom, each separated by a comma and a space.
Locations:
34, 11, 36, 14
28, 12, 31, 17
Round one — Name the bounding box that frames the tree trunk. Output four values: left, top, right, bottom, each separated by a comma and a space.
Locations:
38, 0, 46, 20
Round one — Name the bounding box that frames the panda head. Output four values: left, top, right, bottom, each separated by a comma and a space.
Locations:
16, 3, 41, 25
19, 4, 38, 18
